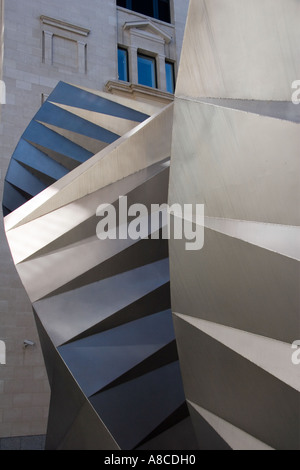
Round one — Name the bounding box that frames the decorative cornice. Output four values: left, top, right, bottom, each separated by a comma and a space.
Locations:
105, 80, 174, 103
40, 16, 90, 37
123, 20, 172, 44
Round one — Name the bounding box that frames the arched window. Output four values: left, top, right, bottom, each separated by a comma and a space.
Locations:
117, 0, 171, 24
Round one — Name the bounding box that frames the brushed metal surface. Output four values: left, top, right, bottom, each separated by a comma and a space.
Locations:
169, 0, 300, 450
176, 0, 300, 100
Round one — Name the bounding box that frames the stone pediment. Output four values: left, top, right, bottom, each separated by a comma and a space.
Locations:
123, 20, 172, 44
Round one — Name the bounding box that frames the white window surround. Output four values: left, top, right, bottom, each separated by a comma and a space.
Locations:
40, 15, 90, 73
123, 20, 172, 44
121, 20, 174, 92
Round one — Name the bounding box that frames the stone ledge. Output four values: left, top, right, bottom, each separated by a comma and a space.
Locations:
105, 80, 174, 106
40, 16, 90, 37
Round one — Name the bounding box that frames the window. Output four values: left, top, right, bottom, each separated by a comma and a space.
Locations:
118, 47, 129, 81
117, 0, 171, 24
157, 0, 171, 23
165, 60, 175, 93
138, 54, 157, 88
132, 0, 153, 18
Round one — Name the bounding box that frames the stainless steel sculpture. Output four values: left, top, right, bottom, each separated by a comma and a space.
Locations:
3, 0, 300, 450
3, 83, 198, 450
169, 0, 300, 450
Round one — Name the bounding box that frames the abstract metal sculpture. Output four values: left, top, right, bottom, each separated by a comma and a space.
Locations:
3, 82, 197, 450
169, 0, 300, 450
3, 0, 300, 450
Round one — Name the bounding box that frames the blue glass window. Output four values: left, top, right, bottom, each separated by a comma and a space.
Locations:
118, 47, 129, 82
165, 61, 175, 94
138, 54, 157, 88
117, 0, 171, 24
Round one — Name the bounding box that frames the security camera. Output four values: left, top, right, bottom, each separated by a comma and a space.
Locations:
23, 340, 35, 348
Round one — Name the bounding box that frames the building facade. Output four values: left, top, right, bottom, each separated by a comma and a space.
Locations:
0, 0, 189, 443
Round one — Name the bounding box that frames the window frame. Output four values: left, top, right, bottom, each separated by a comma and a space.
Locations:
117, 46, 129, 82
165, 59, 175, 94
137, 52, 157, 89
